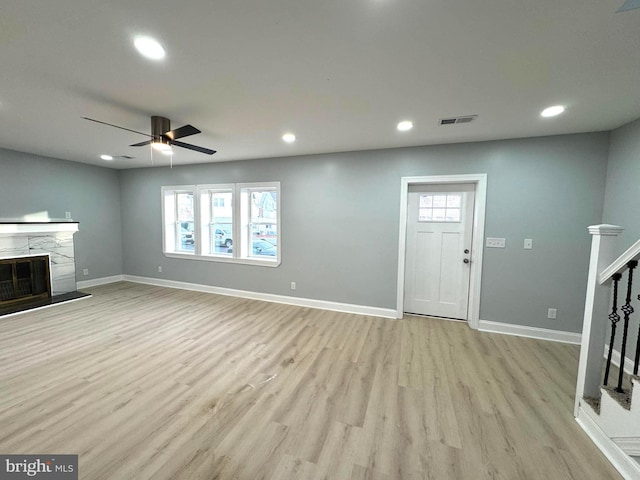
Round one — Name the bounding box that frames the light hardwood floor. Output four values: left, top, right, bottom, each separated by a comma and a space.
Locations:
0, 282, 621, 479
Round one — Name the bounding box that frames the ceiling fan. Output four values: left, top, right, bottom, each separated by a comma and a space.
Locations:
82, 115, 216, 155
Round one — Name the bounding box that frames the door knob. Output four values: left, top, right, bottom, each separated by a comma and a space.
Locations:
463, 258, 470, 264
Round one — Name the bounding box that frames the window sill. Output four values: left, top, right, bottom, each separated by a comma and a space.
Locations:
163, 251, 281, 268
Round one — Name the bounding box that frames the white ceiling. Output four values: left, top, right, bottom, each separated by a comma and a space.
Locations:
1, 1, 639, 169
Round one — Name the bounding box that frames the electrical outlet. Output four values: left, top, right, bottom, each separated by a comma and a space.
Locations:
524, 238, 533, 250
547, 308, 557, 319
83, 268, 89, 276
486, 237, 506, 248
290, 282, 296, 290
65, 211, 72, 219
158, 266, 163, 273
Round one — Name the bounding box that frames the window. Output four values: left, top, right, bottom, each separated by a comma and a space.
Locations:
162, 182, 280, 266
418, 193, 461, 222
241, 186, 278, 259
162, 186, 195, 254
199, 186, 234, 256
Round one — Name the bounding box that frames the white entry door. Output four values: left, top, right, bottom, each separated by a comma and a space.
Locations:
404, 184, 475, 320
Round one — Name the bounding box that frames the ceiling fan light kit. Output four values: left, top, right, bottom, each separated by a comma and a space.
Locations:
151, 139, 173, 153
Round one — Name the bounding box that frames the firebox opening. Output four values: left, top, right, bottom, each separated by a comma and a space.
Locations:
0, 255, 51, 305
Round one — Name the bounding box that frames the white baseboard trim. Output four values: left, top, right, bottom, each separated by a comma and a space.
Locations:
604, 345, 636, 376
478, 319, 582, 345
77, 275, 125, 289
102, 275, 396, 319
612, 437, 640, 457
577, 407, 640, 480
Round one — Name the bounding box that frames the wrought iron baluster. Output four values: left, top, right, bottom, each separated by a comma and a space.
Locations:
617, 260, 637, 393
604, 273, 622, 386
635, 290, 640, 375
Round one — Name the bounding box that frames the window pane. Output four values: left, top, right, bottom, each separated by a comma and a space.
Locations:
432, 195, 446, 208
177, 193, 194, 252
445, 208, 461, 222
248, 190, 278, 257
250, 238, 278, 257
446, 194, 461, 208
419, 194, 432, 208
432, 208, 446, 221
418, 208, 433, 222
210, 191, 233, 254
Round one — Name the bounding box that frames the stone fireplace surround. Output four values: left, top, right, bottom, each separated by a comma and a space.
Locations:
0, 221, 79, 297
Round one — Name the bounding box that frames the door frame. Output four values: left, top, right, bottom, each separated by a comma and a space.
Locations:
396, 174, 487, 329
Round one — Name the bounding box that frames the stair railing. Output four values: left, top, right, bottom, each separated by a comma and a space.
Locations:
602, 261, 638, 392
574, 225, 640, 479
575, 224, 636, 417
598, 235, 640, 394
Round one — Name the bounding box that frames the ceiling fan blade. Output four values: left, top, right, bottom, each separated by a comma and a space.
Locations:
165, 124, 201, 140
82, 117, 152, 137
130, 140, 153, 147
172, 140, 216, 155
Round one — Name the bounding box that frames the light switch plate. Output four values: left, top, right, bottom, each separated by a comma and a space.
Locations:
524, 239, 533, 249
486, 237, 506, 248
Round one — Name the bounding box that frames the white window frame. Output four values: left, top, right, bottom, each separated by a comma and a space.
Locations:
238, 182, 281, 263
161, 185, 196, 256
418, 192, 463, 223
162, 182, 281, 267
198, 184, 235, 258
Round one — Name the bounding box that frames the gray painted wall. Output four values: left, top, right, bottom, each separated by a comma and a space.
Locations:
603, 118, 640, 255
0, 148, 123, 281
602, 118, 640, 353
119, 132, 609, 333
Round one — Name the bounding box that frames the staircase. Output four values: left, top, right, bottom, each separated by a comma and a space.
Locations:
575, 225, 640, 479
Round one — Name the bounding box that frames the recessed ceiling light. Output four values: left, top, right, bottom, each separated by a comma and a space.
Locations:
541, 105, 565, 117
397, 120, 413, 131
134, 36, 166, 60
100, 154, 113, 161
282, 133, 296, 143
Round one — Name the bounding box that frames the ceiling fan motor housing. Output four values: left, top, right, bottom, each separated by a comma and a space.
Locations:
151, 116, 171, 142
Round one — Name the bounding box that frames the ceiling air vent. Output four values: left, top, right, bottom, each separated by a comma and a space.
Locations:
439, 115, 478, 126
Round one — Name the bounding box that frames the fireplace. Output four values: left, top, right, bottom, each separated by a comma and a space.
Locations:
0, 255, 51, 305
0, 221, 86, 315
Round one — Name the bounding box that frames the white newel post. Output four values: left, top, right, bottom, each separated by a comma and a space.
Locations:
574, 224, 624, 417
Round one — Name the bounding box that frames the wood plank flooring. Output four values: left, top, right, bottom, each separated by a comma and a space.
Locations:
0, 282, 622, 479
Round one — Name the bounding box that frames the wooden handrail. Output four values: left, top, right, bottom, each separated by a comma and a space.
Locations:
599, 237, 640, 285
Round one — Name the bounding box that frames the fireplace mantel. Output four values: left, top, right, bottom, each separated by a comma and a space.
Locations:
0, 222, 79, 236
